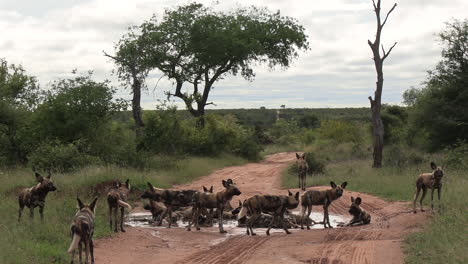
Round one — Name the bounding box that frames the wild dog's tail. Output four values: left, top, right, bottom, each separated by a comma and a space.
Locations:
118, 199, 132, 210
238, 206, 248, 219
67, 224, 81, 253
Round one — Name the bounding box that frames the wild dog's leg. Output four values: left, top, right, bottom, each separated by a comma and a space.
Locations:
29, 207, 34, 219
266, 213, 278, 236
167, 205, 173, 228
78, 242, 82, 264
39, 205, 44, 221
306, 205, 313, 229
84, 239, 90, 264
218, 205, 226, 233
108, 205, 113, 231
18, 200, 24, 222
431, 188, 435, 212
300, 205, 306, 230
303, 173, 306, 191
281, 211, 292, 235
326, 206, 333, 228
208, 208, 214, 226
120, 206, 126, 232
158, 208, 168, 226
420, 187, 427, 212
113, 207, 118, 232
437, 187, 442, 211
90, 238, 95, 264
298, 173, 301, 189
413, 186, 421, 213
247, 212, 261, 236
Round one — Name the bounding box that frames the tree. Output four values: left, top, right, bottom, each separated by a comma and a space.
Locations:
104, 29, 150, 135
135, 3, 309, 126
405, 19, 468, 150
0, 59, 40, 164
367, 0, 397, 168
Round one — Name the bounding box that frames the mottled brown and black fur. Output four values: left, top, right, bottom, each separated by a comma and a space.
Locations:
413, 162, 444, 213
187, 179, 242, 233
242, 190, 300, 236
68, 197, 98, 264
296, 153, 309, 191
142, 182, 198, 228
107, 179, 132, 232
143, 200, 167, 222
338, 196, 371, 227
300, 181, 347, 229
18, 171, 57, 222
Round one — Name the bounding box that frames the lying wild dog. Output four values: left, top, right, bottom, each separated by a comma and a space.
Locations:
300, 181, 348, 229
68, 197, 98, 264
241, 190, 300, 236
296, 153, 309, 191
107, 179, 132, 232
142, 182, 198, 228
187, 179, 242, 233
338, 196, 371, 227
413, 162, 444, 213
143, 200, 167, 222
18, 170, 57, 222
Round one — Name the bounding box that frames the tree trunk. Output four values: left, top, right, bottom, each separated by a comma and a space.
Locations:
368, 0, 397, 168
131, 78, 144, 136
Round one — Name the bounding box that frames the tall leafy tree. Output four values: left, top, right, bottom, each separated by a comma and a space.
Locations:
405, 19, 468, 150
123, 3, 309, 126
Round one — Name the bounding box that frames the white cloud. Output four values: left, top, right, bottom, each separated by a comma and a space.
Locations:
0, 0, 467, 109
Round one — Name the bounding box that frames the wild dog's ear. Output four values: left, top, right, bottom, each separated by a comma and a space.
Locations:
351, 196, 355, 202
239, 200, 242, 207
295, 192, 300, 201
89, 197, 98, 212
226, 179, 233, 185
35, 172, 44, 182
203, 186, 208, 192
222, 180, 228, 188
77, 197, 85, 209
430, 162, 437, 170
296, 153, 300, 159
355, 197, 362, 205
147, 182, 155, 191
125, 179, 130, 187
341, 182, 348, 189
47, 169, 52, 179
330, 181, 337, 188
209, 186, 213, 193
288, 190, 293, 196
301, 153, 306, 159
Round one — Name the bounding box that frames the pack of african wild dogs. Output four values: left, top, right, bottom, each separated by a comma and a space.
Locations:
17, 153, 444, 264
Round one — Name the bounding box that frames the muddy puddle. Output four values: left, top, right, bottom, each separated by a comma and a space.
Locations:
125, 211, 348, 234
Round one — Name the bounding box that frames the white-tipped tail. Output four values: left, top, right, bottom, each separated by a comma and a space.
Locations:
118, 200, 132, 210
67, 233, 81, 253
238, 206, 247, 219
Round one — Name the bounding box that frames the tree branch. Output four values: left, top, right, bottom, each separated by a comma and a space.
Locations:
382, 42, 398, 60
381, 3, 397, 28
372, 0, 377, 10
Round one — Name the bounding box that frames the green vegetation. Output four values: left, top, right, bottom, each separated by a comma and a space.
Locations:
0, 154, 246, 264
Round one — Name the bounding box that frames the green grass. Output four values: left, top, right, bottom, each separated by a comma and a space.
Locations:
0, 154, 246, 264
282, 150, 468, 264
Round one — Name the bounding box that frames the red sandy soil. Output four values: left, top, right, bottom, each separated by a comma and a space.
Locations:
94, 152, 429, 264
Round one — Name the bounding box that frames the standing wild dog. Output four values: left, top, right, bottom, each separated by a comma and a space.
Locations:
18, 170, 57, 222
187, 179, 242, 233
107, 179, 132, 232
300, 181, 347, 229
142, 182, 198, 228
241, 190, 300, 236
296, 153, 309, 191
413, 162, 444, 213
338, 196, 371, 227
68, 197, 98, 264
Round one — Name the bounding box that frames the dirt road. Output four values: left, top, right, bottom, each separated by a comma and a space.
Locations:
94, 152, 428, 264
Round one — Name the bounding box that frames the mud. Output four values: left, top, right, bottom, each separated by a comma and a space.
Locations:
94, 152, 429, 264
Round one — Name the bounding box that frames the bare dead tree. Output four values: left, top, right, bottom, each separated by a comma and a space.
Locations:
367, 0, 397, 168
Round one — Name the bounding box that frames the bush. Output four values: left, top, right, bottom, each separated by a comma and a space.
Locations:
28, 140, 99, 172
444, 141, 468, 169
318, 120, 363, 144
383, 145, 424, 168
289, 152, 326, 175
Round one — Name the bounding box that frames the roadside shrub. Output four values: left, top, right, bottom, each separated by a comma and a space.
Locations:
444, 141, 468, 169
289, 152, 326, 175
318, 120, 363, 144
384, 145, 424, 168
28, 140, 99, 172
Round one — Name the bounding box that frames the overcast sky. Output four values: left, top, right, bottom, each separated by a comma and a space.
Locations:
1, 0, 467, 109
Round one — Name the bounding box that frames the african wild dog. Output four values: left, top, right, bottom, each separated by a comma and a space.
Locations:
187, 179, 242, 233
18, 170, 57, 222
413, 162, 444, 213
300, 181, 347, 229
338, 196, 371, 227
296, 153, 309, 191
107, 179, 132, 232
142, 182, 198, 228
143, 200, 167, 222
68, 197, 98, 264
240, 190, 300, 236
